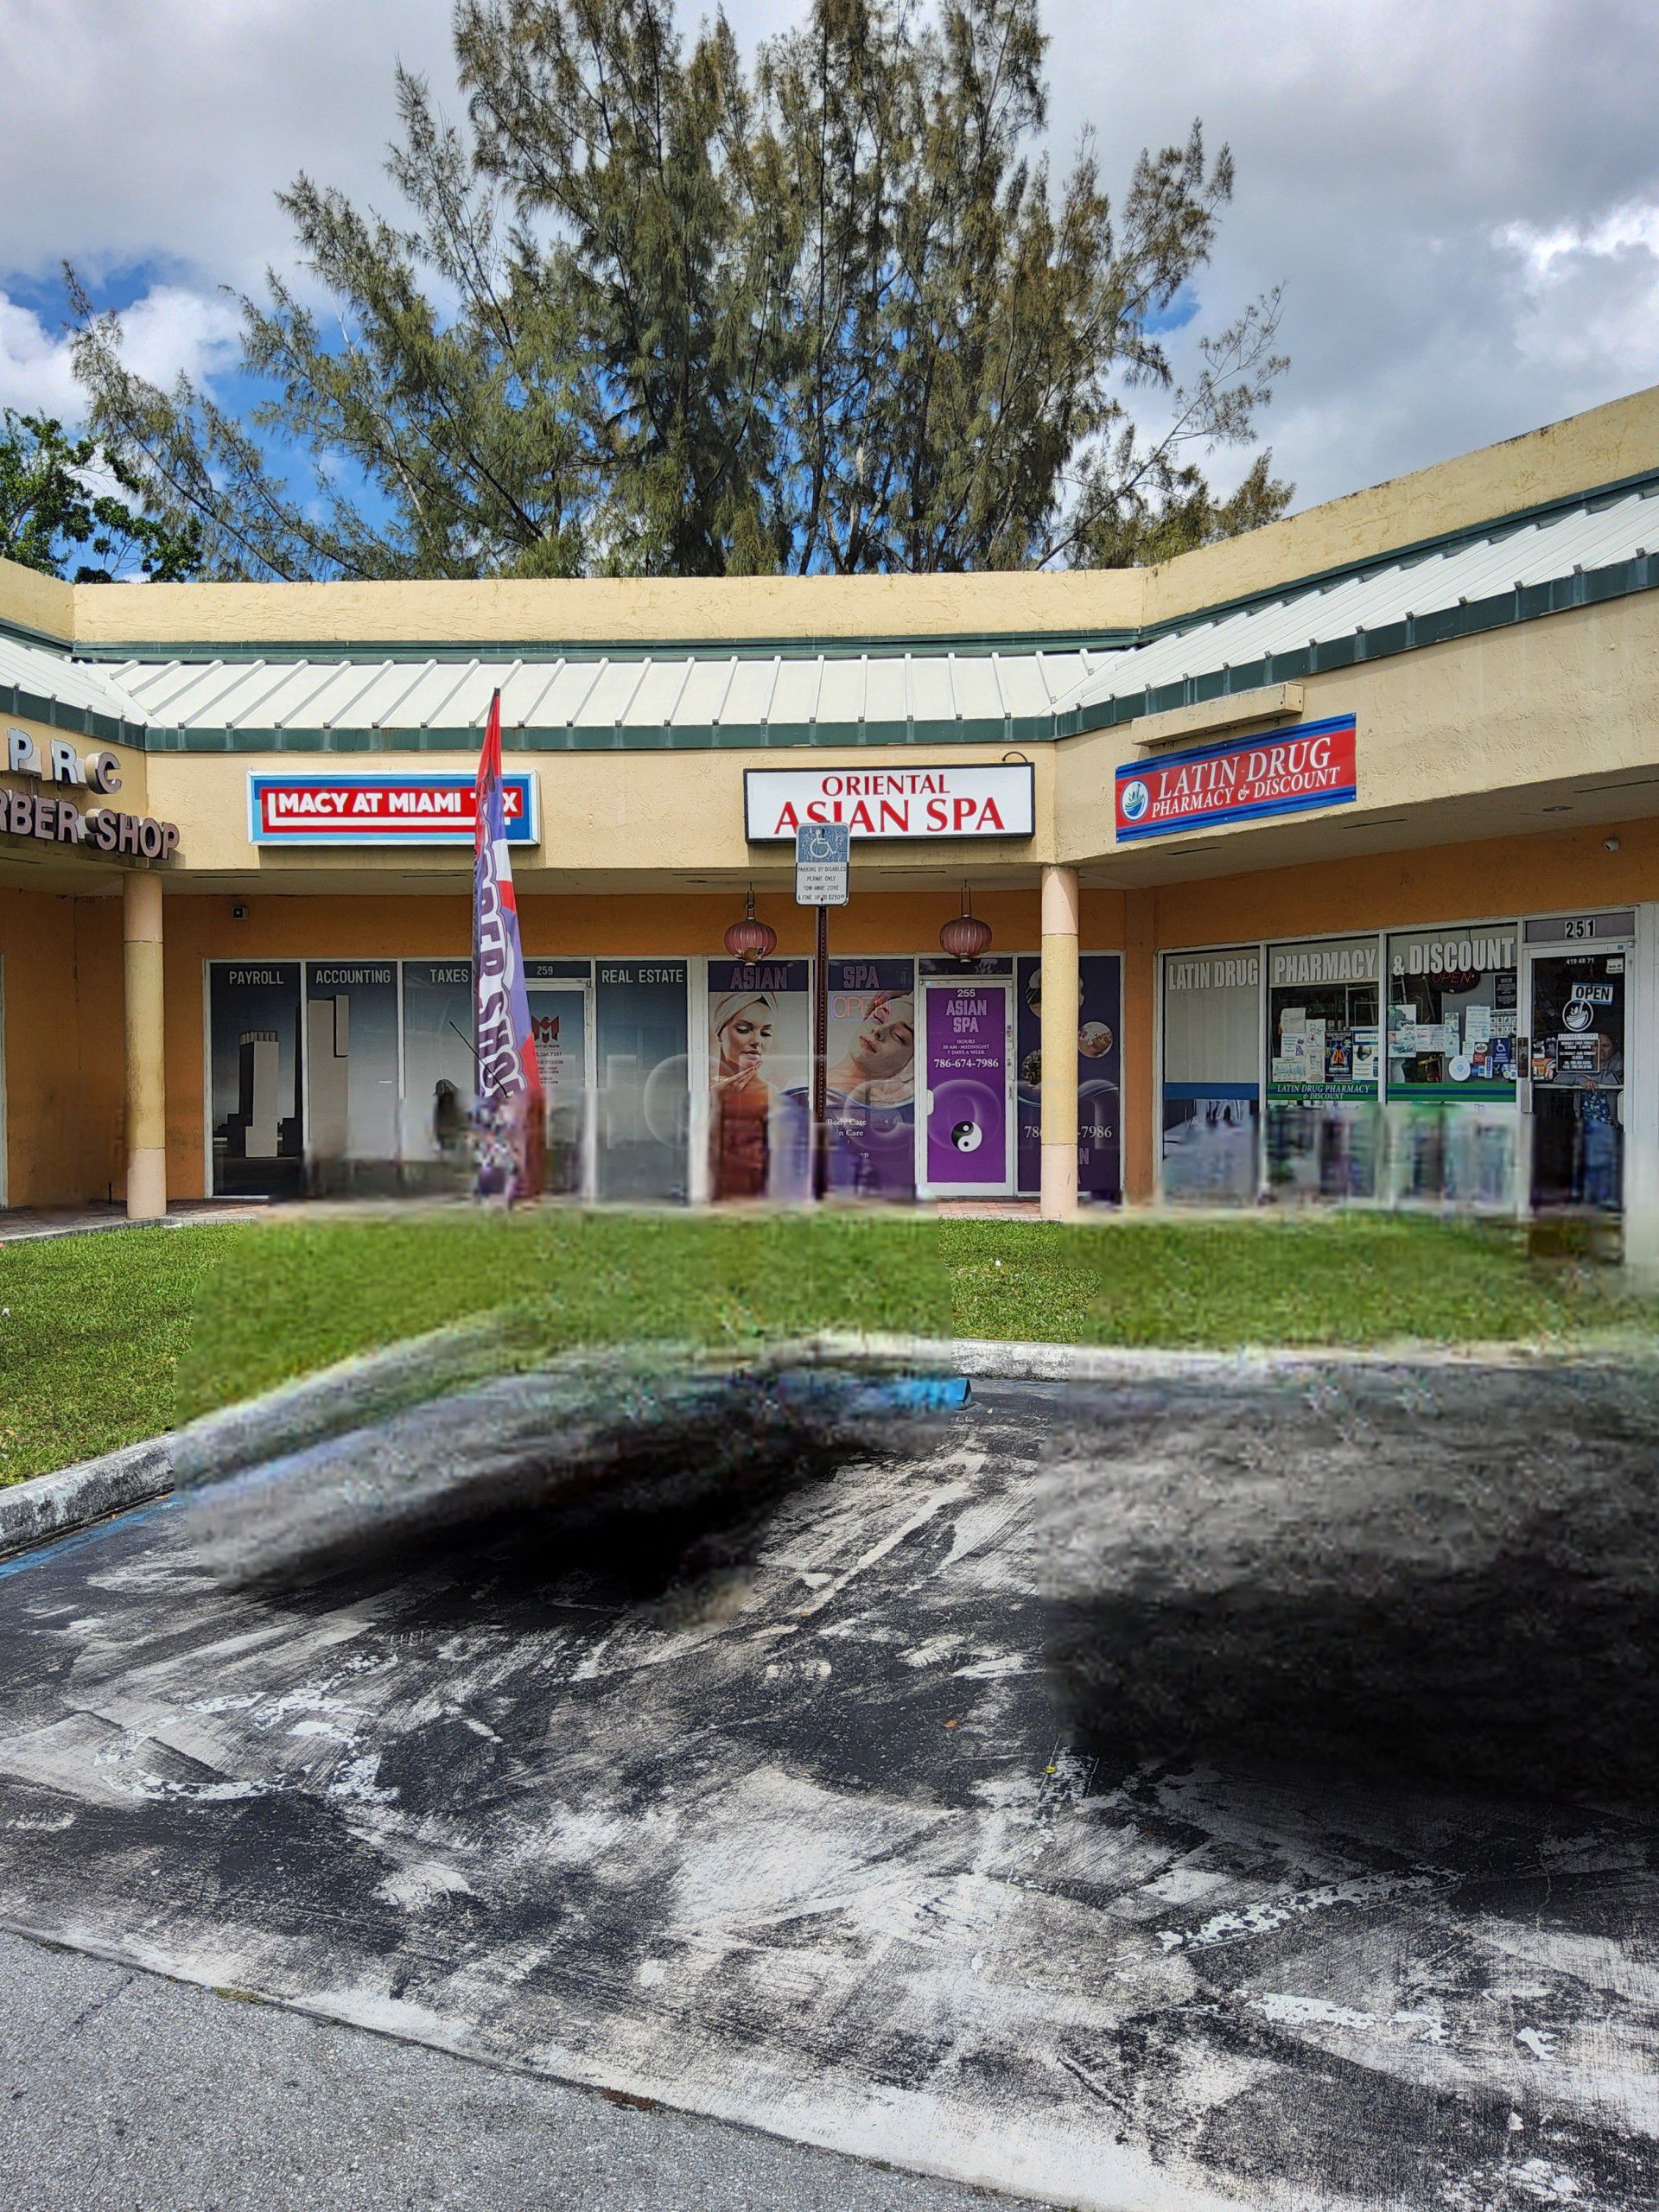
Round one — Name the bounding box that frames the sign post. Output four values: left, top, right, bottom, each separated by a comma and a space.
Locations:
796, 824, 849, 1200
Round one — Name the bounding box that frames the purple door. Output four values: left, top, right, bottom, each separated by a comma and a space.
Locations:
923, 982, 1011, 1189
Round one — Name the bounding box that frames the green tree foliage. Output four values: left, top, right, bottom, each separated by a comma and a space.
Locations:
70, 0, 1289, 581
0, 408, 201, 583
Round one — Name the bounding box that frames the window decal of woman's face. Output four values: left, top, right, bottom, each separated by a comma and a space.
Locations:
712, 992, 779, 1090
850, 993, 915, 1084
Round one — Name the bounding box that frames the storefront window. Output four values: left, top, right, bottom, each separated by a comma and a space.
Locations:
1160, 944, 1261, 1202
595, 961, 689, 1201
824, 958, 918, 1201
208, 963, 305, 1198
707, 958, 811, 1201
1385, 924, 1519, 1207
525, 960, 592, 1197
400, 959, 474, 1186
1016, 955, 1122, 1201
1264, 935, 1381, 1199
303, 962, 400, 1195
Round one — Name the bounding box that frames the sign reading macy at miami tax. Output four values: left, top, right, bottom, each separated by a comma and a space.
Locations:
249, 772, 538, 846
1115, 714, 1357, 842
746, 763, 1034, 842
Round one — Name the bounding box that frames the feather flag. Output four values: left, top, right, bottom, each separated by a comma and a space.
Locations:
473, 689, 543, 1199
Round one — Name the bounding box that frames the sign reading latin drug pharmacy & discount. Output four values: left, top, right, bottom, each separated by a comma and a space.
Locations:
1115, 715, 1357, 842
746, 763, 1033, 842
249, 772, 538, 846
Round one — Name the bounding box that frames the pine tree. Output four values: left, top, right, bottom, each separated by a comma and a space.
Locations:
70, 0, 1289, 582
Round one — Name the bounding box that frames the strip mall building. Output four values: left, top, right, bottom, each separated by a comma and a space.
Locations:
5, 386, 1659, 1250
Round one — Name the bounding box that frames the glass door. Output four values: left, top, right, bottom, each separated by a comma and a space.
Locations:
525, 973, 593, 1198
918, 978, 1014, 1196
1523, 917, 1632, 1213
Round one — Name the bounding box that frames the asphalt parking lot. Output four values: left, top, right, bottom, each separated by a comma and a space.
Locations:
1, 1368, 1656, 2211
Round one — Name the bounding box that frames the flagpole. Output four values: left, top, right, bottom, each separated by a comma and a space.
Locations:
472, 687, 543, 1203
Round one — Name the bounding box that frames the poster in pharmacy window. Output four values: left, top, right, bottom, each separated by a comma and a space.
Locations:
1386, 925, 1519, 1096
1266, 936, 1380, 1103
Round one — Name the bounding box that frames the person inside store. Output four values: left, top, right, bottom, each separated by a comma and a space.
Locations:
1575, 1031, 1624, 1209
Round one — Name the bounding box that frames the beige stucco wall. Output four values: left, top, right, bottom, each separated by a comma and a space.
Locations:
143, 741, 1061, 880
0, 715, 150, 821
67, 569, 1147, 650
0, 561, 74, 643
1140, 382, 1659, 625
1054, 590, 1659, 869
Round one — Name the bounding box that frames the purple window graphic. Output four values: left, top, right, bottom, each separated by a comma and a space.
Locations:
925, 985, 1008, 1185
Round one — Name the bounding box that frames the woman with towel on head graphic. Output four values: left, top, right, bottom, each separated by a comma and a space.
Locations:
710, 988, 805, 1200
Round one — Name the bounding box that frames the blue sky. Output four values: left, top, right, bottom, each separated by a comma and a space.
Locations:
3, 0, 1658, 524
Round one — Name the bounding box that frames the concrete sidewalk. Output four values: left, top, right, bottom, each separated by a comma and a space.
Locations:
0, 1199, 264, 1243
0, 1928, 1033, 2212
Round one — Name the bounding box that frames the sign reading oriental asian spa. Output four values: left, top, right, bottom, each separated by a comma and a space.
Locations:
745, 764, 1033, 842
1115, 714, 1357, 842
248, 772, 538, 846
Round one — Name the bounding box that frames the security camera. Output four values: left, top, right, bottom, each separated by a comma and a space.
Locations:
1604, 836, 1622, 854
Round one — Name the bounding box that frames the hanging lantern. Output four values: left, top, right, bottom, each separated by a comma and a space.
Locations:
939, 884, 992, 962
723, 887, 778, 964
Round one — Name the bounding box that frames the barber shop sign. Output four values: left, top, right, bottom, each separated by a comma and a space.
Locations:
1116, 714, 1357, 842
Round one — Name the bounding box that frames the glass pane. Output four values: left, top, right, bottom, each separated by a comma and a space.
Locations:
400, 959, 474, 1189
594, 961, 689, 1201
1529, 950, 1624, 1212
303, 962, 400, 1195
1265, 937, 1380, 1200
208, 963, 305, 1198
1016, 955, 1122, 1200
707, 958, 811, 1201
1386, 925, 1520, 1098
1161, 944, 1261, 1203
526, 982, 588, 1197
824, 958, 917, 1203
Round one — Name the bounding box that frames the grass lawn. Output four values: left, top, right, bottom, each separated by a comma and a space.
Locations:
3, 1206, 1653, 1484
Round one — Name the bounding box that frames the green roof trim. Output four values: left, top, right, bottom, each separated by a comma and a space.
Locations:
1062, 553, 1659, 738
61, 624, 1136, 665
121, 542, 1659, 753
6, 467, 1659, 753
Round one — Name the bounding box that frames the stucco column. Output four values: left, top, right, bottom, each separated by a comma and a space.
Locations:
1122, 888, 1157, 1205
1039, 865, 1080, 1222
124, 869, 167, 1220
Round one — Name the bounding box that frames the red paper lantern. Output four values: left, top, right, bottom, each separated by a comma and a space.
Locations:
724, 889, 778, 964
940, 887, 992, 961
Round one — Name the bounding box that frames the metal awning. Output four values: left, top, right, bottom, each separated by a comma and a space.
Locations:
3, 478, 1656, 753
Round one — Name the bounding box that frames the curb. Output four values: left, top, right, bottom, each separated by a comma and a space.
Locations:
0, 1437, 175, 1564
0, 1328, 1616, 1565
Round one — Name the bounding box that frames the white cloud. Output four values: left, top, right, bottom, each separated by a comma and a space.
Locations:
2, 0, 1656, 513
1497, 201, 1659, 378
0, 293, 80, 417
0, 283, 240, 422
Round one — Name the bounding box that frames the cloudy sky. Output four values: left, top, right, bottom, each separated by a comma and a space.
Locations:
2, 0, 1656, 520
